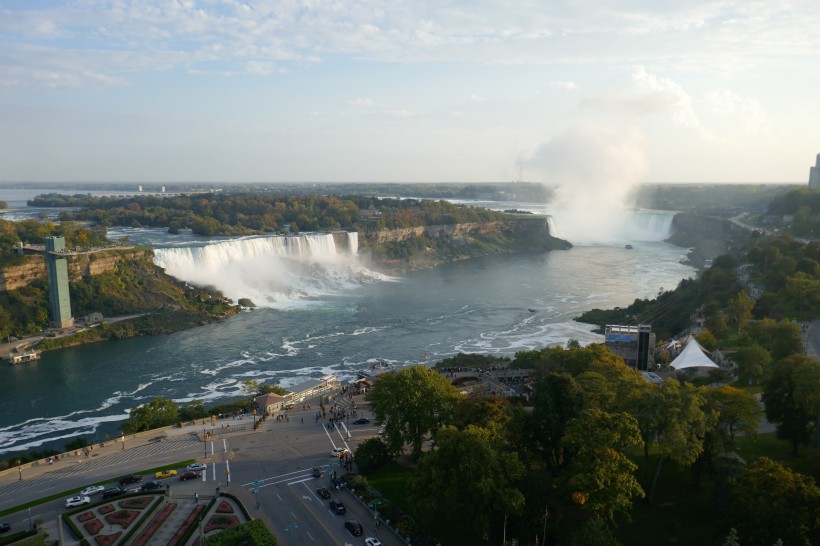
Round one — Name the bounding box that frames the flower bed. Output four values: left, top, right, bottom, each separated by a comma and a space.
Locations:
215, 500, 235, 514
105, 509, 139, 528
168, 503, 205, 546
98, 504, 115, 514
119, 496, 152, 509
205, 514, 240, 533
95, 531, 122, 546
83, 518, 103, 535
132, 503, 177, 546
77, 511, 95, 523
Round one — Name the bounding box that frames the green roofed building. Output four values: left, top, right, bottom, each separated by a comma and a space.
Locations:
44, 236, 74, 328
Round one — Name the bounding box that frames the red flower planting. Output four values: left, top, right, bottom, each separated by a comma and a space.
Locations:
133, 503, 177, 546
168, 503, 205, 546
95, 531, 122, 546
77, 511, 95, 522
119, 496, 152, 509
105, 509, 139, 528
98, 504, 115, 514
215, 500, 235, 514
205, 514, 240, 533
83, 518, 103, 535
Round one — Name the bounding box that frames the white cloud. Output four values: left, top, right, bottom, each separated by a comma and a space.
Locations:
383, 109, 415, 118
706, 89, 767, 133
468, 94, 486, 102
347, 98, 374, 107
632, 65, 719, 142
550, 81, 577, 91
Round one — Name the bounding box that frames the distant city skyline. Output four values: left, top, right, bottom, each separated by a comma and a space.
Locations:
1, 1, 819, 186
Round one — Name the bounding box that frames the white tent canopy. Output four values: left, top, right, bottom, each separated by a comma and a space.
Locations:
669, 336, 719, 370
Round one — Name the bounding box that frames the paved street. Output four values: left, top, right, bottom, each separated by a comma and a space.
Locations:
0, 395, 403, 546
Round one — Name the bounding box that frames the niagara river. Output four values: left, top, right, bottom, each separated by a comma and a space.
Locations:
0, 210, 695, 456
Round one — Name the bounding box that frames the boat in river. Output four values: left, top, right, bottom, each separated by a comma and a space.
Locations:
625, 244, 634, 249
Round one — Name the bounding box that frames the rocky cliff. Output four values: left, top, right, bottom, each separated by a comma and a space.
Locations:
0, 249, 149, 291
359, 216, 571, 272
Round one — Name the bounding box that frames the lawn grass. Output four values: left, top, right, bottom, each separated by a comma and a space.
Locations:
733, 432, 820, 480
363, 460, 414, 514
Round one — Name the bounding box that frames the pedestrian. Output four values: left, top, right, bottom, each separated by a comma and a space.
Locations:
195, 493, 199, 502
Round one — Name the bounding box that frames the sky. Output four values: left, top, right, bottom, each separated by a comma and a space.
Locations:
1, 1, 820, 186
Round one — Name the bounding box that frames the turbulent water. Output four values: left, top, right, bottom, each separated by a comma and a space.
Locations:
0, 202, 693, 455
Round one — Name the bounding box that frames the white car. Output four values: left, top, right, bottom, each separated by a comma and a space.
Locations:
65, 495, 91, 508
365, 538, 383, 546
331, 447, 350, 458
80, 485, 104, 496
187, 463, 207, 472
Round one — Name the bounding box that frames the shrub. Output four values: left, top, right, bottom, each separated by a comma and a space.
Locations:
83, 519, 103, 535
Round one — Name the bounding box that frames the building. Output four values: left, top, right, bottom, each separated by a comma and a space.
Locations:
44, 236, 74, 328
810, 153, 820, 189
604, 325, 654, 371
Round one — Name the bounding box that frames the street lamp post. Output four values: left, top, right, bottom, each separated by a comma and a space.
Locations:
542, 504, 549, 546
121, 433, 125, 450
17, 460, 22, 481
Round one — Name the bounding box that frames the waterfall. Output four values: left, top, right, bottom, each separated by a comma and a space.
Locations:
154, 232, 383, 308
546, 215, 561, 239
621, 210, 676, 241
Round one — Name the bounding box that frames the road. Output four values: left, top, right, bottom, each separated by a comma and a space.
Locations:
0, 395, 402, 546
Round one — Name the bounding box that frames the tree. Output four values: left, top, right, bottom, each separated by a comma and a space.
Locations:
727, 291, 755, 333
629, 379, 706, 502
726, 457, 820, 546
762, 354, 820, 455
703, 386, 763, 449
568, 518, 623, 546
529, 372, 585, 471
242, 379, 260, 396
408, 424, 525, 541
562, 410, 645, 522
732, 344, 772, 385
353, 438, 390, 473
366, 365, 463, 458
122, 396, 179, 433
748, 318, 803, 361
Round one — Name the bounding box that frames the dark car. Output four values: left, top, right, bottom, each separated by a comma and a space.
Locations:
352, 417, 370, 425
312, 466, 322, 478
119, 474, 142, 486
344, 520, 363, 536
329, 500, 346, 515
179, 471, 201, 481
316, 487, 331, 499
140, 481, 164, 491
102, 487, 123, 499
0, 523, 10, 533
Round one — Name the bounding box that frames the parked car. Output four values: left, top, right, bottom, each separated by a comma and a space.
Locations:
329, 500, 346, 515
65, 495, 91, 508
316, 487, 331, 499
119, 474, 142, 486
0, 523, 10, 533
80, 485, 105, 496
102, 487, 123, 499
179, 471, 201, 481
330, 447, 349, 458
140, 481, 163, 491
344, 520, 363, 537
312, 466, 322, 478
365, 538, 382, 546
155, 469, 177, 479
187, 463, 207, 472
352, 417, 370, 425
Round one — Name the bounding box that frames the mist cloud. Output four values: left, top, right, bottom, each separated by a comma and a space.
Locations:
523, 123, 648, 244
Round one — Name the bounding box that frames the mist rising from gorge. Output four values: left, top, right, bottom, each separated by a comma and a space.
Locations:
524, 123, 652, 245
